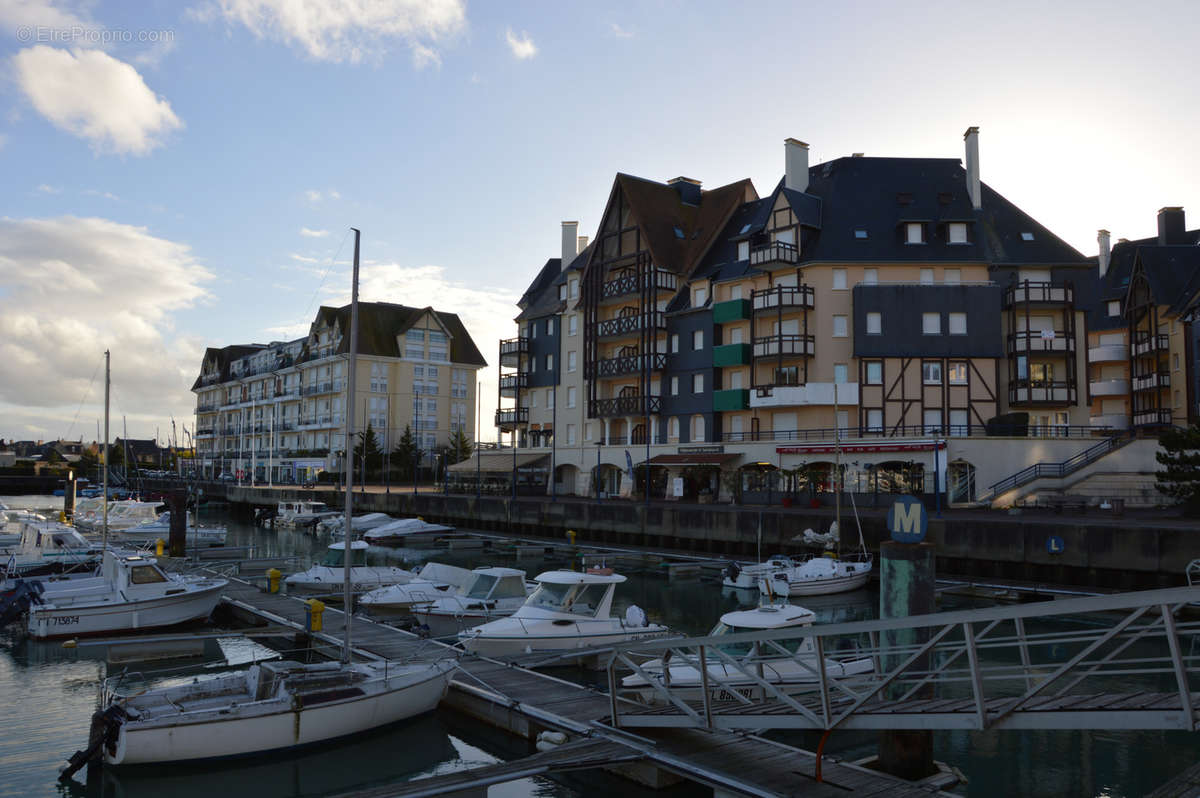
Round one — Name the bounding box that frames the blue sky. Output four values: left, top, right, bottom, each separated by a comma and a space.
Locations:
1, 0, 1197, 444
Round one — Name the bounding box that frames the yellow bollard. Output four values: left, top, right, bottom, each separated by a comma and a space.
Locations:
566, 530, 577, 546
155, 538, 165, 557
266, 568, 281, 594
305, 599, 324, 633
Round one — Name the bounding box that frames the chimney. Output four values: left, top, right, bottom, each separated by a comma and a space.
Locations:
561, 221, 578, 271
667, 176, 702, 206
576, 235, 589, 253
964, 126, 981, 210
1157, 207, 1186, 245
1097, 229, 1111, 277
784, 138, 809, 192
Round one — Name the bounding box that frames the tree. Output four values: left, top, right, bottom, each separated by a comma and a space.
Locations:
1155, 425, 1200, 516
391, 424, 420, 481
448, 427, 474, 465
354, 424, 384, 478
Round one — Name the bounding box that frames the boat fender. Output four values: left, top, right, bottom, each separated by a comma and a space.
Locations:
535, 731, 568, 752
625, 605, 648, 628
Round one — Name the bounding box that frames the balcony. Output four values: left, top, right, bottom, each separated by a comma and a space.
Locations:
195, 428, 215, 438
751, 285, 815, 314
1133, 408, 1173, 427
1132, 333, 1169, 358
588, 395, 662, 417
712, 298, 751, 324
752, 334, 815, 359
1003, 281, 1074, 308
1132, 372, 1170, 392
1008, 380, 1077, 405
1090, 413, 1130, 431
749, 382, 858, 409
713, 389, 749, 412
1088, 343, 1128, 363
596, 311, 667, 339
599, 269, 677, 303
297, 415, 334, 429
1089, 378, 1129, 397
499, 337, 529, 368
301, 381, 334, 396
712, 343, 751, 368
499, 373, 528, 398
494, 407, 529, 430
196, 403, 219, 414
749, 241, 799, 270
595, 352, 666, 378
1007, 331, 1075, 354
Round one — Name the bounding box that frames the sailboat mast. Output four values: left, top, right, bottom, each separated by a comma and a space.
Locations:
102, 350, 110, 550
834, 381, 841, 542
341, 228, 362, 664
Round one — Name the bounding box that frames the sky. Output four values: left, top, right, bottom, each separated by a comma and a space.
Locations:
1, 0, 1198, 445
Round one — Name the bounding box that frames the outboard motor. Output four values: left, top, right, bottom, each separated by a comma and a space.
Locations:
723, 562, 741, 583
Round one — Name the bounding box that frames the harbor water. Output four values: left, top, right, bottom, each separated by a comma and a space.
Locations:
0, 498, 1195, 797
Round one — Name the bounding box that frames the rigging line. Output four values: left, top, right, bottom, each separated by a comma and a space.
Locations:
291, 227, 353, 335
63, 357, 102, 442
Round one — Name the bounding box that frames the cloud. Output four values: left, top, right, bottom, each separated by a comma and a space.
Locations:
36, 184, 60, 194
0, 215, 213, 439
304, 188, 339, 203
299, 227, 329, 237
11, 46, 182, 155
411, 42, 439, 69
504, 27, 536, 60
198, 0, 466, 64
83, 189, 120, 200
610, 23, 634, 38
0, 0, 90, 30
290, 253, 320, 263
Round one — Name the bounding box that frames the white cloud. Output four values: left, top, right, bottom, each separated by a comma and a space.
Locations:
0, 216, 213, 439
200, 0, 466, 64
36, 184, 60, 194
328, 189, 340, 200
610, 23, 634, 38
0, 0, 90, 30
11, 46, 182, 155
304, 188, 339, 203
290, 253, 320, 263
411, 42, 439, 69
299, 227, 329, 237
504, 27, 536, 60
83, 188, 120, 200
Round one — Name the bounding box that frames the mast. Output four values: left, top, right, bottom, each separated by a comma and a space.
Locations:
102, 350, 110, 551
834, 381, 841, 546
341, 228, 362, 664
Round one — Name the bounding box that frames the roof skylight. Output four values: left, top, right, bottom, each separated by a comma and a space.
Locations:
1021, 232, 1035, 241
854, 229, 868, 239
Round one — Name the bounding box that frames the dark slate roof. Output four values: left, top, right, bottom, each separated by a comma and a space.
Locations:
190, 344, 264, 390
515, 258, 566, 321
1084, 228, 1200, 329
312, 302, 487, 367
1137, 246, 1200, 314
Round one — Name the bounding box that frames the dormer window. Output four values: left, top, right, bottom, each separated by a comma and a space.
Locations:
906, 223, 925, 244
1108, 300, 1121, 317
1021, 232, 1035, 241
737, 241, 749, 261
947, 222, 968, 244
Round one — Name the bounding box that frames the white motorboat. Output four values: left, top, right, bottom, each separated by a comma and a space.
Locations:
0, 509, 46, 547
358, 562, 477, 616
285, 538, 417, 595
721, 555, 799, 590
321, 512, 393, 539
76, 500, 161, 533
26, 550, 226, 639
272, 501, 339, 530
759, 552, 873, 597
412, 567, 533, 637
120, 511, 227, 548
2, 521, 102, 577
362, 517, 454, 547
458, 570, 670, 659
620, 603, 875, 704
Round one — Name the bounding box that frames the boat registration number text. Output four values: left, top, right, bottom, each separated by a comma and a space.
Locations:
51, 615, 80, 626
714, 688, 756, 701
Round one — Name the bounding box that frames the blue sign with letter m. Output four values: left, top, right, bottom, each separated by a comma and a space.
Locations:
888, 495, 927, 543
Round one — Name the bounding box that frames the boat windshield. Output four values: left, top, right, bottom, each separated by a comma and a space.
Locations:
525, 582, 610, 617
464, 574, 497, 599
320, 548, 367, 567
710, 622, 802, 656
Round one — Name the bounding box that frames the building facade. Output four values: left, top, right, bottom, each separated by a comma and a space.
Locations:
192, 302, 486, 481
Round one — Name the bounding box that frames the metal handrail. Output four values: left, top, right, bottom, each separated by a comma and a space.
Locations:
983, 433, 1131, 497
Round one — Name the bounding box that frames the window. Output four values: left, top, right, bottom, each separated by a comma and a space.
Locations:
559, 284, 567, 301
949, 312, 967, 335
730, 285, 742, 300
922, 361, 942, 384
693, 287, 708, 306
531, 325, 537, 338
922, 313, 941, 334
832, 268, 847, 290
693, 330, 704, 350
407, 329, 425, 342
567, 424, 576, 445
834, 363, 848, 383
413, 366, 424, 378
949, 409, 968, 433
668, 417, 680, 441
1174, 353, 1180, 370
923, 409, 942, 433
545, 354, 553, 371
854, 229, 868, 239
948, 222, 968, 244
737, 241, 750, 261
529, 358, 536, 373
774, 366, 800, 385
948, 362, 967, 384
1021, 232, 1035, 241
866, 312, 881, 335
863, 268, 878, 285
730, 327, 743, 344
565, 386, 576, 408
569, 278, 578, 299
568, 314, 578, 335
833, 315, 848, 337
584, 423, 592, 441
730, 371, 743, 389
427, 366, 438, 378
906, 223, 925, 244
944, 268, 960, 285
691, 415, 706, 443
547, 389, 554, 409
671, 334, 679, 353
546, 318, 555, 335
920, 268, 934, 285
670, 376, 679, 395
865, 361, 883, 384
567, 351, 576, 372
531, 392, 538, 408
867, 409, 883, 432
693, 374, 704, 393
1107, 301, 1121, 317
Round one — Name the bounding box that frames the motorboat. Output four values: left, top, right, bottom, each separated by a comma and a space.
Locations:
119, 511, 227, 548
76, 500, 162, 533
87, 657, 456, 766
321, 512, 393, 539
1, 509, 46, 547
362, 517, 454, 546
411, 567, 533, 636
758, 552, 873, 597
358, 562, 477, 616
457, 570, 670, 659
26, 550, 226, 639
284, 541, 417, 594
1, 521, 102, 577
273, 501, 340, 531
721, 555, 799, 590
620, 603, 874, 704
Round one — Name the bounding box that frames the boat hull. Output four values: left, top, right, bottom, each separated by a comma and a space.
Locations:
783, 570, 872, 596
27, 581, 225, 639
460, 627, 670, 658
624, 656, 874, 704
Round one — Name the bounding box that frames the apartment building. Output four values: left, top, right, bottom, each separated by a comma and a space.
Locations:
192, 302, 486, 481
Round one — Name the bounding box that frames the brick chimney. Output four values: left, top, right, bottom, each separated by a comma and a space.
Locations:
1157, 207, 1186, 245
1097, 229, 1111, 277
964, 126, 981, 210
667, 176, 702, 206
784, 138, 809, 192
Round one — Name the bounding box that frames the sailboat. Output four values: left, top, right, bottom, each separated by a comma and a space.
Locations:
65, 230, 457, 776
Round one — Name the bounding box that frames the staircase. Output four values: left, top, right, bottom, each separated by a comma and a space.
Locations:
978, 434, 1134, 505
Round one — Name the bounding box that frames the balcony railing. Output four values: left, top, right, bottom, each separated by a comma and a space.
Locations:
1088, 344, 1128, 363
494, 407, 529, 429
752, 334, 815, 359
596, 311, 667, 339
297, 415, 334, 428
751, 285, 814, 313
301, 381, 334, 396
499, 373, 528, 397
749, 241, 799, 269
1008, 380, 1077, 405
720, 422, 1109, 442
196, 403, 219, 413
1133, 408, 1173, 427
1132, 333, 1169, 357
1007, 331, 1075, 354
195, 428, 215, 438
1003, 281, 1074, 307
1089, 378, 1129, 397
499, 337, 529, 368
1132, 372, 1170, 392
600, 269, 677, 302
595, 352, 666, 378
588, 395, 662, 417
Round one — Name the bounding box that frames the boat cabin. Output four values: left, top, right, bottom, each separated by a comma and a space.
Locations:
279, 501, 330, 517
16, 522, 94, 554
459, 568, 527, 602
523, 571, 625, 619
319, 540, 369, 568
710, 604, 816, 656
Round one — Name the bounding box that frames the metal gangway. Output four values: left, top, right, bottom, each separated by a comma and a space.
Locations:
604, 585, 1200, 733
